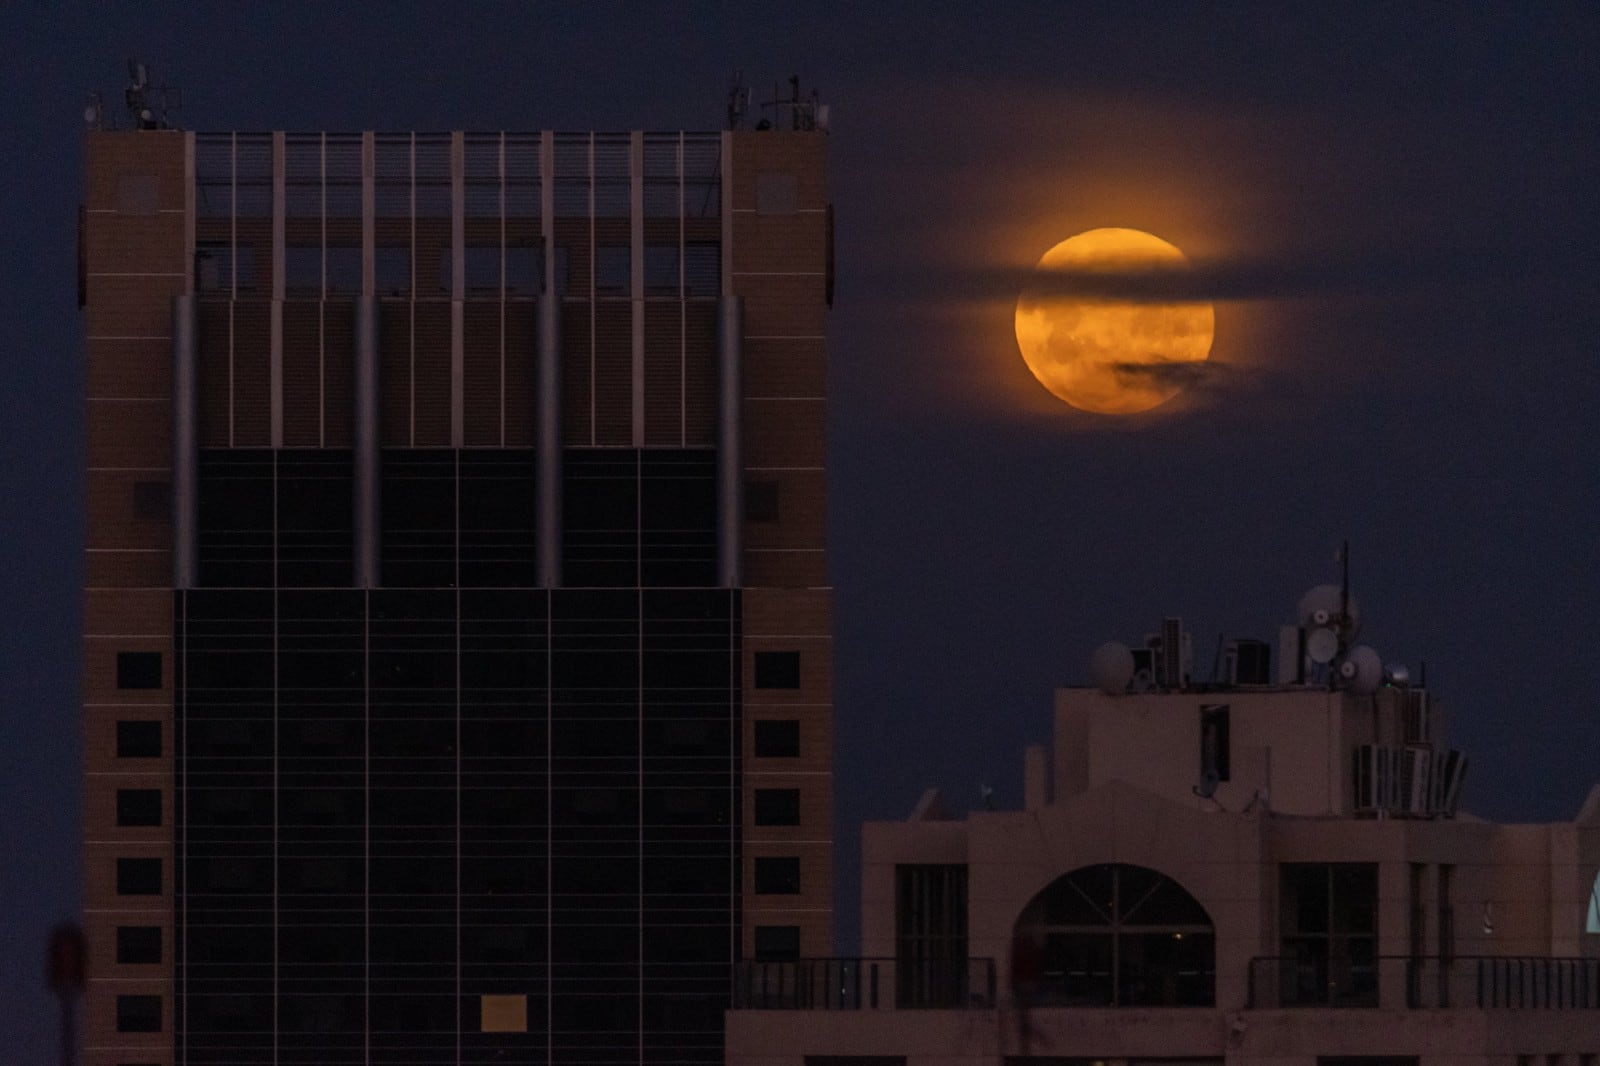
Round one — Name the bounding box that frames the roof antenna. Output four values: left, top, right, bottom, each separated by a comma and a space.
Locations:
725, 71, 749, 131
123, 58, 180, 130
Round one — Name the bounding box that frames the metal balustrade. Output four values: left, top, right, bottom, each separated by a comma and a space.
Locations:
734, 957, 997, 1010
1248, 955, 1600, 1010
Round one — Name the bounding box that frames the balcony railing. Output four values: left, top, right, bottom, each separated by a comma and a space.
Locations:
1248, 955, 1600, 1010
734, 957, 997, 1010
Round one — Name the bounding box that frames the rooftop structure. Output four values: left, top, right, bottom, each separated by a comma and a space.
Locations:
729, 594, 1600, 1066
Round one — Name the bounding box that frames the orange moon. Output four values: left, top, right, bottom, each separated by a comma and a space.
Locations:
1014, 228, 1215, 414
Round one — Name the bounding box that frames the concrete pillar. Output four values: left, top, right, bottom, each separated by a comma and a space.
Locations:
717, 295, 743, 589
354, 296, 380, 588
537, 294, 562, 588
172, 293, 199, 589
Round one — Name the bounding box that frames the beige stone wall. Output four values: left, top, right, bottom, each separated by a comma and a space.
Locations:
729, 131, 833, 957
82, 127, 188, 1066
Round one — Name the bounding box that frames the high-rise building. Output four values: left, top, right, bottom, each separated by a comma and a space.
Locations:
82, 117, 832, 1065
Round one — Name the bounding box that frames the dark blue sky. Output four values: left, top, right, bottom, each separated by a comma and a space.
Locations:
4, 2, 1599, 1054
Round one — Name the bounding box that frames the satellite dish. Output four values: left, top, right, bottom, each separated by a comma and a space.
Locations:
1089, 642, 1135, 695
1298, 584, 1361, 639
1306, 627, 1339, 664
1340, 645, 1384, 694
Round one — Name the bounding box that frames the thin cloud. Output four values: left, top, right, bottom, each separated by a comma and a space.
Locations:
867, 246, 1589, 307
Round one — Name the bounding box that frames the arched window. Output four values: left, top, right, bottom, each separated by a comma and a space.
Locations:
1012, 863, 1214, 1006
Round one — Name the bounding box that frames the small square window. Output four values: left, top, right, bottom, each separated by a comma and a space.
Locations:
754, 924, 801, 961
116, 652, 162, 690
745, 480, 780, 522
116, 994, 162, 1033
753, 856, 800, 895
753, 651, 800, 690
116, 926, 162, 964
116, 789, 162, 827
117, 858, 162, 896
754, 788, 801, 826
753, 719, 800, 758
116, 721, 161, 758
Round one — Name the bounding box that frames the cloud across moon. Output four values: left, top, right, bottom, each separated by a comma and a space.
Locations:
1014, 228, 1216, 415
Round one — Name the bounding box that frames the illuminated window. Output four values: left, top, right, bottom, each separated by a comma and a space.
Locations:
480, 994, 528, 1033
1588, 871, 1600, 934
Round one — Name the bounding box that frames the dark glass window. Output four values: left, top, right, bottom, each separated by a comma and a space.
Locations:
506, 243, 542, 294
746, 480, 780, 522
382, 449, 456, 587
754, 857, 801, 895
896, 864, 969, 1007
459, 449, 539, 587
376, 244, 411, 293
754, 788, 801, 826
197, 449, 274, 586
1014, 863, 1215, 1007
116, 858, 162, 895
276, 450, 354, 586
116, 721, 161, 758
116, 926, 162, 964
116, 652, 162, 690
116, 994, 162, 1032
754, 651, 801, 689
754, 925, 801, 961
753, 719, 800, 758
596, 243, 631, 293
644, 243, 679, 294
1200, 704, 1230, 783
116, 789, 162, 827
1278, 863, 1378, 1006
640, 450, 717, 587
684, 242, 720, 296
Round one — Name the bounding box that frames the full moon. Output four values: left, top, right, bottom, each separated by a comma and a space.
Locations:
1014, 228, 1215, 415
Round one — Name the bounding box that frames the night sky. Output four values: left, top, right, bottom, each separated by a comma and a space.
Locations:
5, 2, 1599, 1054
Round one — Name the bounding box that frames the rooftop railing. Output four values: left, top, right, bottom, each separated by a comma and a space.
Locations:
1248, 955, 1600, 1010
734, 957, 996, 1010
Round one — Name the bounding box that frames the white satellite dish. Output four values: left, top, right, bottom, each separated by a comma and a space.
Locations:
1090, 642, 1135, 695
1306, 627, 1339, 665
1340, 645, 1384, 694
1297, 584, 1361, 639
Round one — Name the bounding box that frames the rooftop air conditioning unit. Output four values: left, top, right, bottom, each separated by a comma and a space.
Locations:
1430, 749, 1468, 817
1397, 747, 1432, 817
1225, 639, 1272, 686
1147, 618, 1191, 690
1353, 744, 1394, 814
1402, 690, 1431, 746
